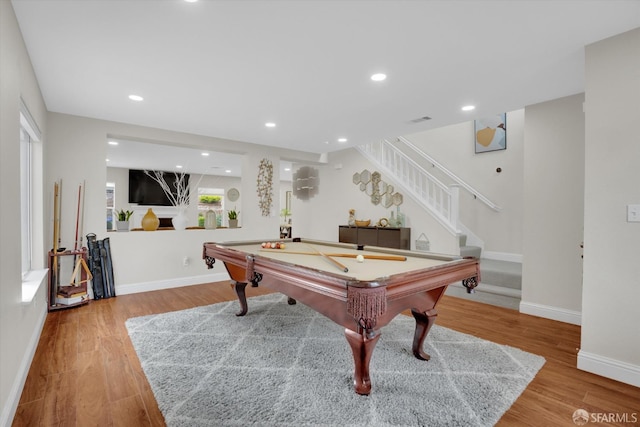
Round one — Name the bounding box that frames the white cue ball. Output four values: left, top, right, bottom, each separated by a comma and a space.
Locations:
356, 255, 365, 263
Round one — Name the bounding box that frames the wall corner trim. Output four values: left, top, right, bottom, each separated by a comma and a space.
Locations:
577, 350, 640, 388
115, 273, 230, 296
519, 300, 582, 325
1, 305, 47, 427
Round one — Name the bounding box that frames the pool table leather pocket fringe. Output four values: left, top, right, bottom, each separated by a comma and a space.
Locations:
347, 287, 387, 329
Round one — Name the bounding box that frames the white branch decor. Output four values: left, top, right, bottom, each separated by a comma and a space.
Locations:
144, 170, 201, 207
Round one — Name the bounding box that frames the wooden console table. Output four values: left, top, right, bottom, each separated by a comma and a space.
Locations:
338, 225, 410, 250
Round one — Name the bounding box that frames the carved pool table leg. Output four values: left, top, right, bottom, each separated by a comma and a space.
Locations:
410, 308, 437, 361
287, 297, 297, 305
233, 281, 249, 316
344, 328, 381, 395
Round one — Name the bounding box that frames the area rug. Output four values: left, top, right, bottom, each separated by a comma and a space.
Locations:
126, 294, 545, 426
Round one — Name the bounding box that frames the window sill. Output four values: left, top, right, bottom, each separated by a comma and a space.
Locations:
22, 268, 48, 304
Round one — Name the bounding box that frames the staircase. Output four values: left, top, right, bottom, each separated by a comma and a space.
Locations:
448, 259, 522, 310
356, 137, 502, 237
357, 138, 522, 310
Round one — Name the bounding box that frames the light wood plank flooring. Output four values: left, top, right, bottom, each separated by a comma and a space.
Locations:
12, 282, 639, 426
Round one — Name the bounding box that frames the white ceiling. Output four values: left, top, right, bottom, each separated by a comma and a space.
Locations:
105, 137, 293, 180
11, 0, 640, 156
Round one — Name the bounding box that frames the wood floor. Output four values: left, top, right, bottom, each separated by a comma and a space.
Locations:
12, 282, 639, 427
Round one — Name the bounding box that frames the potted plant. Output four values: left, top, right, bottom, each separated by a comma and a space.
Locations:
116, 209, 133, 232
228, 207, 239, 228
280, 208, 292, 224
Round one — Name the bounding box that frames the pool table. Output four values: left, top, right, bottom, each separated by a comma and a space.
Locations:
203, 238, 480, 395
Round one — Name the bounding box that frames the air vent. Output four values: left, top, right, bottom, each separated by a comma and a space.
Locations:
409, 116, 432, 123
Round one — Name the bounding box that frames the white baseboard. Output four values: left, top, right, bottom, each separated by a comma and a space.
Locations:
578, 350, 640, 388
1, 305, 47, 427
519, 300, 582, 325
115, 272, 230, 295
451, 281, 521, 298
482, 251, 523, 263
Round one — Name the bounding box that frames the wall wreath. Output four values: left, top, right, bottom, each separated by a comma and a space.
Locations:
256, 158, 273, 216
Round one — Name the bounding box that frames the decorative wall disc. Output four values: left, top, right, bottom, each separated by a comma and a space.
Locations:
227, 187, 240, 202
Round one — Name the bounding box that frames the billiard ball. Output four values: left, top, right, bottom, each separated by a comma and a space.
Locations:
356, 254, 364, 263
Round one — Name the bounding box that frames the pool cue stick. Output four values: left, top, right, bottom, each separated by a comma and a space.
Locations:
305, 245, 349, 273
73, 184, 81, 251
52, 181, 61, 285
79, 180, 85, 249
72, 183, 81, 271
259, 249, 406, 261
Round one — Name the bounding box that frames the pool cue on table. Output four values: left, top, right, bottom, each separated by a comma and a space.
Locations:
259, 249, 406, 261
305, 245, 349, 272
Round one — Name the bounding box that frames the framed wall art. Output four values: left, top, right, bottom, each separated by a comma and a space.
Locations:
474, 113, 506, 153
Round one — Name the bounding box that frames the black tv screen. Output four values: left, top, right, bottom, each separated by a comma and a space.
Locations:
128, 169, 190, 206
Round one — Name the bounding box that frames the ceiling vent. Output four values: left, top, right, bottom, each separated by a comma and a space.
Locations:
409, 116, 432, 123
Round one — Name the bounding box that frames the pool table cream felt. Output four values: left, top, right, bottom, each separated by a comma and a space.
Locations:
230, 241, 453, 282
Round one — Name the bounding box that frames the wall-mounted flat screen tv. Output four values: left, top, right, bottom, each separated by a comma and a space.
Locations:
128, 169, 190, 206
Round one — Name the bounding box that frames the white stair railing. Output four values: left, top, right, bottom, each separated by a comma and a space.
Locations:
396, 136, 501, 212
356, 141, 460, 235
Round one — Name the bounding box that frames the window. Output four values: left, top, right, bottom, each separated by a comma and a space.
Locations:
20, 125, 32, 276
197, 187, 224, 227
106, 182, 115, 230
20, 100, 46, 303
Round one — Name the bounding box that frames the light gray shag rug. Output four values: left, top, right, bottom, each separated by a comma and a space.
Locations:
126, 294, 545, 426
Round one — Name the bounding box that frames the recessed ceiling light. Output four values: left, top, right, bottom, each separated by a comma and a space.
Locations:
106, 158, 110, 162
461, 105, 475, 111
284, 168, 291, 172
128, 94, 144, 101
108, 140, 119, 145
176, 165, 183, 169
225, 169, 232, 173
184, 0, 198, 3
338, 138, 348, 143
201, 152, 210, 156
265, 122, 276, 128
371, 73, 387, 82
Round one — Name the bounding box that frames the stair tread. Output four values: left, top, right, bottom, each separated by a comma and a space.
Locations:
479, 259, 522, 290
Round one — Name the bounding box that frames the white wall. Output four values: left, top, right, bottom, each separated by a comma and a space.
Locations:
520, 94, 585, 325
579, 28, 640, 387
0, 2, 48, 425
46, 112, 320, 253
291, 149, 459, 254
403, 110, 525, 257
46, 113, 320, 290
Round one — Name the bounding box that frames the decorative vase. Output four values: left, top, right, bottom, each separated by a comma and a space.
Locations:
228, 219, 238, 228
141, 208, 159, 231
172, 206, 188, 231
204, 209, 217, 229
115, 220, 129, 232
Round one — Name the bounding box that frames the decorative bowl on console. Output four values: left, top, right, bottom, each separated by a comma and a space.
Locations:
354, 219, 371, 227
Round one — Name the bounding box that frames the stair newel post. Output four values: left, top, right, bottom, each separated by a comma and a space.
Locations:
449, 184, 460, 231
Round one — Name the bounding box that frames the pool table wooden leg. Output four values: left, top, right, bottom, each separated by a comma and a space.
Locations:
410, 308, 437, 361
233, 281, 249, 316
344, 328, 381, 395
